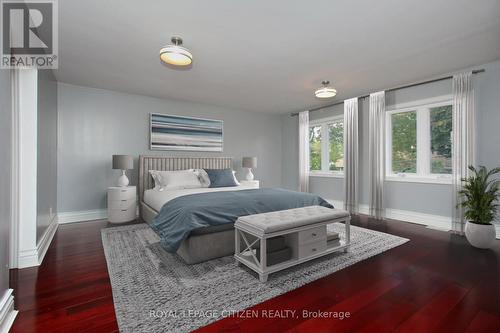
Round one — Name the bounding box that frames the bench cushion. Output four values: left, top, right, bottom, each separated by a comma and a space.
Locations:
235, 205, 349, 234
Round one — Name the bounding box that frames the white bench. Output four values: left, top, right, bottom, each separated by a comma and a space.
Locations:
234, 206, 351, 282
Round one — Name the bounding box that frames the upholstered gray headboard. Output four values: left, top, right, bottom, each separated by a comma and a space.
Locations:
138, 155, 233, 204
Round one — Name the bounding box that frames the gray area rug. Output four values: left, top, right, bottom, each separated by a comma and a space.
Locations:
102, 223, 408, 333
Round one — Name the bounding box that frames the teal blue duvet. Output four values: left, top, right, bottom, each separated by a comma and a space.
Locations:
151, 188, 333, 253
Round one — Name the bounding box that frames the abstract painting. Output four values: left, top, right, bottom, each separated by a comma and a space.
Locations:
150, 113, 223, 151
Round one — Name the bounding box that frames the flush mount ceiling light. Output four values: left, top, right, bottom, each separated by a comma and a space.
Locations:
159, 36, 193, 66
315, 80, 337, 99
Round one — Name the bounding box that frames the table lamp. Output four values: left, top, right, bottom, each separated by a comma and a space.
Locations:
112, 155, 133, 187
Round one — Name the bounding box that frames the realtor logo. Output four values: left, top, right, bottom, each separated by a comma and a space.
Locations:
1, 0, 58, 68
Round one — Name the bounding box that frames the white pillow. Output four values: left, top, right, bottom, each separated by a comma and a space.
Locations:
150, 169, 202, 190
194, 169, 211, 188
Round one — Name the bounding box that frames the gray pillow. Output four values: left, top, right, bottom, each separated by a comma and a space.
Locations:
204, 169, 238, 188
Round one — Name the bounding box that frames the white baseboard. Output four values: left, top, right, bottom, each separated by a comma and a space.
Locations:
0, 289, 18, 333
57, 206, 140, 224
17, 247, 38, 268
37, 215, 58, 265
57, 209, 108, 224
17, 215, 58, 268
384, 207, 451, 231
326, 199, 452, 231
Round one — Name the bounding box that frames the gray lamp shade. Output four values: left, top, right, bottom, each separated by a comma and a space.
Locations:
112, 155, 133, 170
242, 157, 257, 168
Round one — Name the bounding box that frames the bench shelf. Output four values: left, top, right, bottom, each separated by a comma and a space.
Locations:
234, 206, 351, 282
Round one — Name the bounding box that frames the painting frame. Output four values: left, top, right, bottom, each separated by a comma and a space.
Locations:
149, 113, 224, 152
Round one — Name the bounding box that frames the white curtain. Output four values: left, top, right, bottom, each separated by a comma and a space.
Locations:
369, 91, 386, 219
298, 110, 310, 192
452, 72, 476, 234
343, 98, 359, 213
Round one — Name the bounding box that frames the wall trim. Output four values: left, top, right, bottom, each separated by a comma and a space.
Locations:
17, 248, 38, 268
57, 209, 108, 224
384, 207, 451, 231
328, 200, 499, 238
10, 69, 20, 269
36, 214, 58, 265
57, 206, 140, 224
326, 199, 452, 231
17, 215, 58, 269
0, 289, 17, 333
12, 69, 39, 269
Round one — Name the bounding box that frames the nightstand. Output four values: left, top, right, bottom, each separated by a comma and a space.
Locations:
239, 180, 260, 189
107, 186, 137, 223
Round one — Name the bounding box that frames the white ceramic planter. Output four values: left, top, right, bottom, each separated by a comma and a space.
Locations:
465, 221, 496, 249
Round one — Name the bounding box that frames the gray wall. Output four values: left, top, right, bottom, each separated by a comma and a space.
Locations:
0, 70, 11, 296
476, 60, 500, 170
57, 83, 283, 212
37, 70, 58, 241
282, 59, 500, 218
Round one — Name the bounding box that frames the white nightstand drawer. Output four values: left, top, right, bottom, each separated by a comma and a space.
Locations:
108, 207, 136, 223
298, 225, 327, 245
298, 239, 327, 258
108, 188, 136, 201
108, 198, 135, 210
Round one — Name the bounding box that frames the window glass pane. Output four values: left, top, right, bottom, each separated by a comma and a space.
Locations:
309, 125, 322, 171
328, 122, 344, 171
430, 105, 452, 174
391, 111, 417, 173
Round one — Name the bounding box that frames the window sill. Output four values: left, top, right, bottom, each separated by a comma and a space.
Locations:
309, 172, 344, 179
385, 176, 452, 185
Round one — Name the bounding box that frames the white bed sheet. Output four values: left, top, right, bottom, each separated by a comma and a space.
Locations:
143, 185, 256, 212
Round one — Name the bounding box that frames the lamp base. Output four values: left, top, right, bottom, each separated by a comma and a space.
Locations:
245, 168, 254, 181
117, 170, 129, 187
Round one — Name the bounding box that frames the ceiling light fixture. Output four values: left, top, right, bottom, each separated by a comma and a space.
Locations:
315, 80, 337, 99
159, 37, 193, 66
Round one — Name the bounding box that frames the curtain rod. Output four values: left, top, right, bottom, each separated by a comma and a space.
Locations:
290, 68, 485, 116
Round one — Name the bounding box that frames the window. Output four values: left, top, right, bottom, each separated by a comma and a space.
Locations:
329, 122, 344, 171
430, 106, 452, 174
386, 99, 452, 182
309, 116, 344, 176
390, 111, 417, 173
309, 125, 322, 171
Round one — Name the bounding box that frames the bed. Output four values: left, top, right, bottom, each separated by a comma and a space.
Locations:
139, 155, 333, 264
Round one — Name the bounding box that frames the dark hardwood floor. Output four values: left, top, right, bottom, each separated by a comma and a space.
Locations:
9, 216, 500, 333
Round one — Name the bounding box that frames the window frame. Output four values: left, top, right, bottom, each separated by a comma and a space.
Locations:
309, 115, 344, 178
385, 96, 453, 184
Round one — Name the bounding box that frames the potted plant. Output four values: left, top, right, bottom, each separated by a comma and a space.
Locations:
459, 165, 500, 249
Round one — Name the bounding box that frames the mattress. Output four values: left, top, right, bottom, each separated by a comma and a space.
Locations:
143, 185, 256, 212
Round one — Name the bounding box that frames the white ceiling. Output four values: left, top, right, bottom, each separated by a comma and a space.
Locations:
55, 0, 500, 114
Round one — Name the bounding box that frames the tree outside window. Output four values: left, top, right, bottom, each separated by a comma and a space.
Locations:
329, 122, 344, 171
430, 105, 452, 174
309, 125, 322, 171
391, 111, 417, 173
